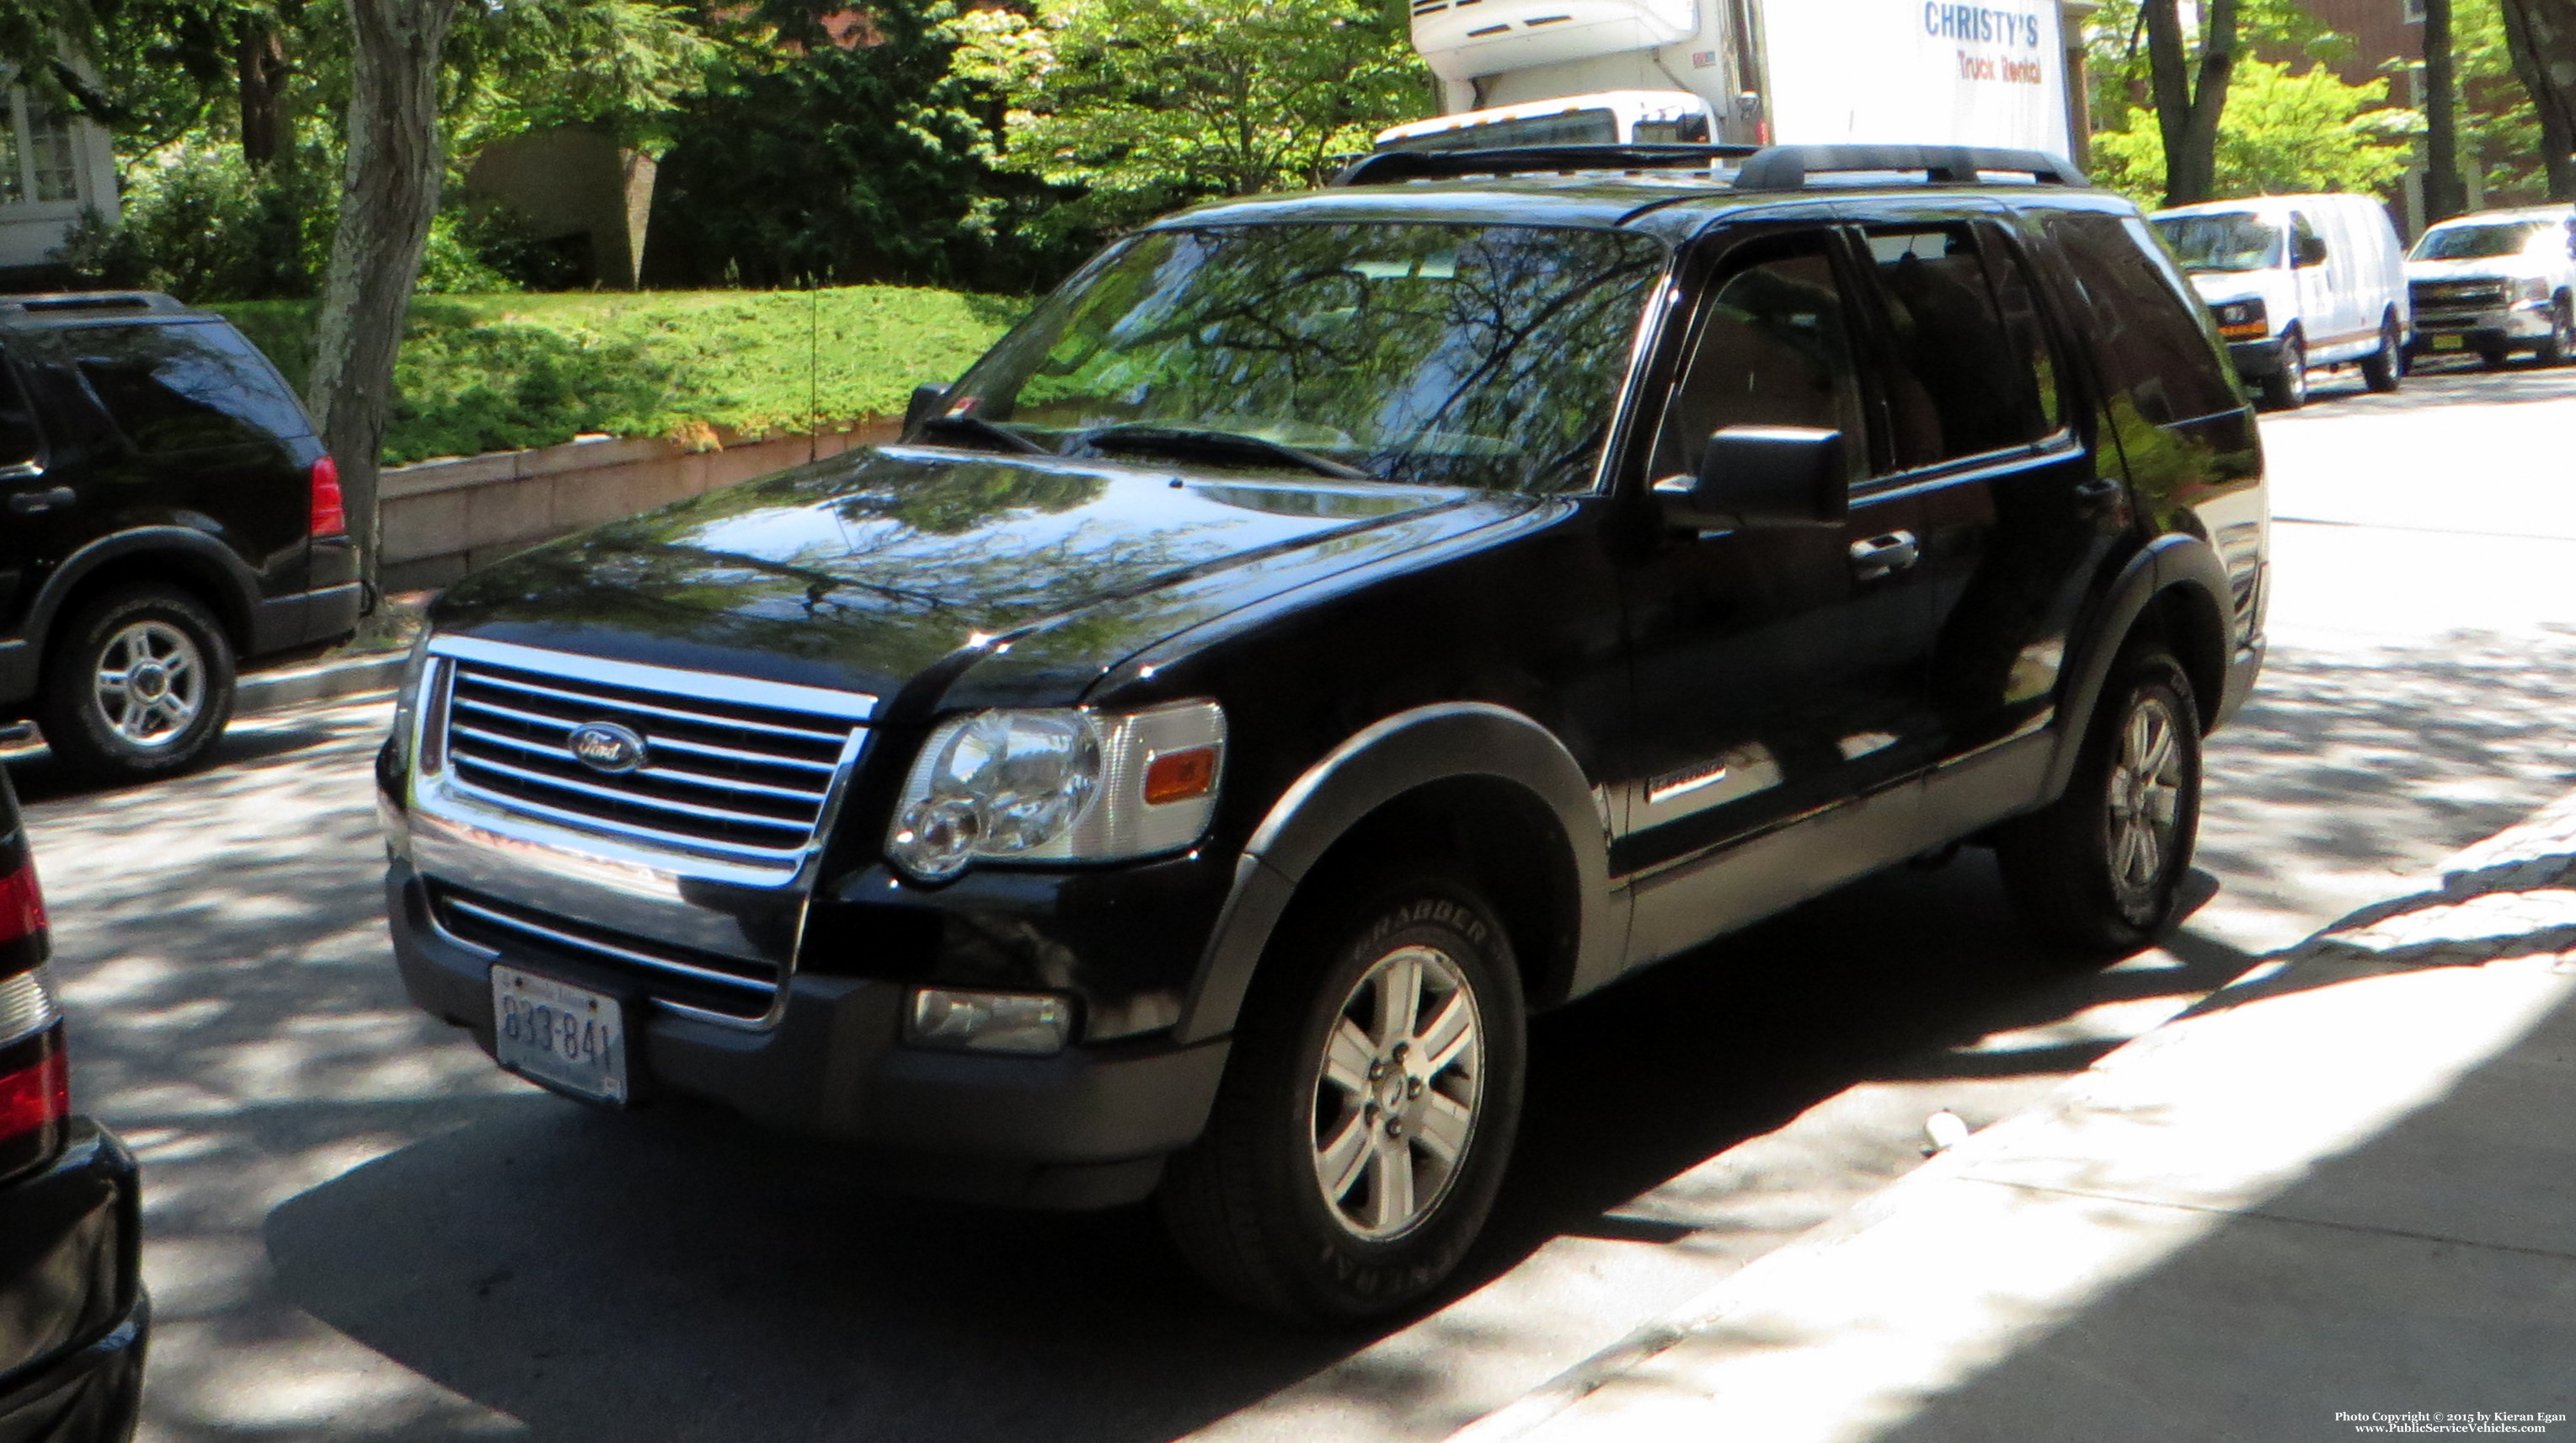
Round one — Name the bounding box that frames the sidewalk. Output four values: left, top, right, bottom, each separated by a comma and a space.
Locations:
1456, 790, 2576, 1443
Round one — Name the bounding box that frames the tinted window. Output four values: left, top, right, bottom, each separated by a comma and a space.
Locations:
0, 359, 40, 467
1653, 232, 1865, 480
1860, 224, 2055, 468
73, 321, 311, 455
2044, 211, 2242, 425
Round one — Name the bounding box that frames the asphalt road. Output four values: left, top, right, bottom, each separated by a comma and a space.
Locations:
14, 361, 2576, 1443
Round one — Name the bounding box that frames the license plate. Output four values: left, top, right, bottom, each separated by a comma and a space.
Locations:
2432, 335, 2465, 351
492, 966, 628, 1104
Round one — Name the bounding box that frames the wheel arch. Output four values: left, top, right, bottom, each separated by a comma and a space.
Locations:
1171, 703, 1619, 1045
2044, 537, 2234, 799
25, 528, 260, 666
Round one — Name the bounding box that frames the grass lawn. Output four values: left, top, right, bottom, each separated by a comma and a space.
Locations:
216, 287, 1027, 467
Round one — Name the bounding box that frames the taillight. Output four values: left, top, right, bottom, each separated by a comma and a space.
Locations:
310, 454, 347, 539
0, 861, 45, 948
0, 1034, 67, 1145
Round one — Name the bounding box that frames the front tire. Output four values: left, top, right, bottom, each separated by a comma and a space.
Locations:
37, 585, 237, 784
1160, 868, 1526, 1323
2258, 334, 2307, 410
2538, 299, 2572, 367
1996, 647, 2203, 954
2361, 315, 2403, 393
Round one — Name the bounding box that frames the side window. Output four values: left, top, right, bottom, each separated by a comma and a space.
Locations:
2291, 211, 2325, 266
72, 321, 312, 456
0, 357, 40, 468
2042, 211, 2242, 425
1654, 232, 1867, 482
1857, 222, 2056, 468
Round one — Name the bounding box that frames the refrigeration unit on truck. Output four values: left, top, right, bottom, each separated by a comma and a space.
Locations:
1400, 0, 2079, 156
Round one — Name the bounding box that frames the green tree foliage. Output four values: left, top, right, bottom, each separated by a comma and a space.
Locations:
951, 0, 1430, 232
644, 0, 1084, 291
2091, 56, 2414, 203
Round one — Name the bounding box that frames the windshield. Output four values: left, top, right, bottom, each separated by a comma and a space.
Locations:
932, 222, 1672, 493
1382, 110, 1622, 152
2411, 222, 2548, 260
2153, 211, 2283, 273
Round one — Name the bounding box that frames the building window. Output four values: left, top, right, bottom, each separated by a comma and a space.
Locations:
0, 98, 20, 205
0, 86, 88, 208
2403, 0, 2426, 21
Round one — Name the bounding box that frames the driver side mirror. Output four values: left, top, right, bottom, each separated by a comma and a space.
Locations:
906, 382, 951, 433
2294, 234, 2329, 268
1654, 426, 1849, 533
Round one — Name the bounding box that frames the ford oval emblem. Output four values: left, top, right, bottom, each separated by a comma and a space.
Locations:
567, 722, 649, 775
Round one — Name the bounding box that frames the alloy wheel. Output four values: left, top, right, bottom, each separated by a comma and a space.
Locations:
2104, 693, 2186, 916
92, 619, 206, 748
1310, 943, 1484, 1241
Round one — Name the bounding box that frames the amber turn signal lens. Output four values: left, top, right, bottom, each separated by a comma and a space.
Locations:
1142, 746, 1218, 805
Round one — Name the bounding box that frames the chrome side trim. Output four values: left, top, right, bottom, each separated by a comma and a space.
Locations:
426, 633, 879, 722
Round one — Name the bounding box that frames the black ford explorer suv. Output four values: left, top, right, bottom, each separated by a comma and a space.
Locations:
379, 145, 2269, 1323
0, 292, 361, 783
0, 766, 148, 1440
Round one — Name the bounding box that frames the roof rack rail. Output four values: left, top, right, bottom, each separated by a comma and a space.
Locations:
1731, 145, 2087, 190
0, 291, 190, 318
1331, 143, 1761, 188
1326, 141, 2087, 192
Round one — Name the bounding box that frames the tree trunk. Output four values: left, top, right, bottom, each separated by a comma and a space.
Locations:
2502, 0, 2576, 201
2424, 0, 2468, 223
238, 22, 291, 168
307, 0, 461, 595
2143, 0, 2237, 206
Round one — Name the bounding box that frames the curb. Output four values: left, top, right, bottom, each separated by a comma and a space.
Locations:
236, 651, 407, 717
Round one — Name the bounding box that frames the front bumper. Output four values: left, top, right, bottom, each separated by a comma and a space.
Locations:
2226, 337, 2287, 379
387, 862, 1229, 1209
2409, 304, 2554, 354
0, 1124, 147, 1443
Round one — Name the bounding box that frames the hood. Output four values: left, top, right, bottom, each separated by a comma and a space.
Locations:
2187, 271, 2271, 307
2405, 256, 2546, 283
432, 445, 1536, 707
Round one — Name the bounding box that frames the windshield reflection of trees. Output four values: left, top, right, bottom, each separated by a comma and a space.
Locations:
950, 223, 1670, 494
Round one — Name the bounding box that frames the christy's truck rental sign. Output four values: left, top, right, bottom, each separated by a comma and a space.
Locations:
1757, 0, 2071, 155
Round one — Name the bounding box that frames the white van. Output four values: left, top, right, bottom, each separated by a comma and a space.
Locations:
2151, 195, 2413, 410
1372, 90, 1717, 153
2405, 206, 2576, 368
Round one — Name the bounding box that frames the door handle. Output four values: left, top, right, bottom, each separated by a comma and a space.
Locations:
5, 485, 73, 516
1849, 530, 1920, 581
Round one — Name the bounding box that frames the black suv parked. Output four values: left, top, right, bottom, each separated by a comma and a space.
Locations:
0, 292, 360, 783
0, 767, 148, 1440
377, 145, 2269, 1323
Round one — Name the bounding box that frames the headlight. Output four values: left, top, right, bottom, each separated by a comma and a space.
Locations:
886, 701, 1227, 881
2520, 277, 2552, 304
2214, 299, 2267, 331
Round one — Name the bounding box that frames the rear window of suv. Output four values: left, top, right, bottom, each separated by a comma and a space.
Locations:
71, 320, 311, 455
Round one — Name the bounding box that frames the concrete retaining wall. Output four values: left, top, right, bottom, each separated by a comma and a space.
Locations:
380, 420, 901, 591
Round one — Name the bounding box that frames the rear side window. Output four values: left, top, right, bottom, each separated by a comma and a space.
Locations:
0, 357, 40, 468
72, 321, 311, 455
2042, 211, 2242, 425
1857, 223, 2059, 468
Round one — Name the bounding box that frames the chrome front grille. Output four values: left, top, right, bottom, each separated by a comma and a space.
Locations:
2412, 280, 2509, 311
427, 639, 874, 863
430, 883, 778, 1020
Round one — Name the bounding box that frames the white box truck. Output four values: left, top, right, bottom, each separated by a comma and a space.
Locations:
1398, 0, 2082, 158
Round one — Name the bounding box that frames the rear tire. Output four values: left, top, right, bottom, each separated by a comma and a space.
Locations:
1995, 646, 2202, 954
37, 584, 237, 784
2360, 315, 2403, 393
1160, 867, 1526, 1324
2258, 334, 2307, 410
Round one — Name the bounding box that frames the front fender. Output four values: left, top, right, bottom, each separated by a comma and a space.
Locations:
1171, 703, 1621, 1045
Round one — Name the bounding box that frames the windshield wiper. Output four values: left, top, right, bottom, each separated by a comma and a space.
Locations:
1074, 424, 1371, 481
917, 413, 1049, 456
